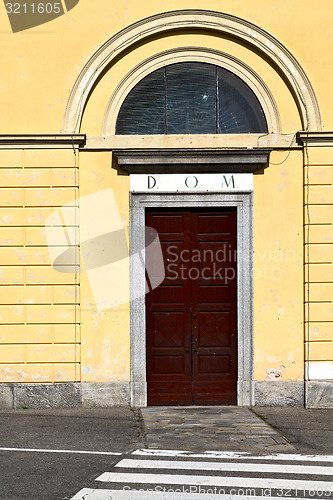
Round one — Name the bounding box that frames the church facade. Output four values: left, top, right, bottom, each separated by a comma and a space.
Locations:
0, 2, 332, 408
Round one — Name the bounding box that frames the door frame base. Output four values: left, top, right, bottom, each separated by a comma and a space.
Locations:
130, 192, 254, 407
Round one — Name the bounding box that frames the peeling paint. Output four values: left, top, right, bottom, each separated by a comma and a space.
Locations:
265, 365, 285, 380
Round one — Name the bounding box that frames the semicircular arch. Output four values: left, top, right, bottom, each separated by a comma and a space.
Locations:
62, 9, 321, 133
102, 47, 281, 136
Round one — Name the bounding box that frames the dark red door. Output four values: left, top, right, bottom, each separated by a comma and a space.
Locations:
146, 209, 237, 405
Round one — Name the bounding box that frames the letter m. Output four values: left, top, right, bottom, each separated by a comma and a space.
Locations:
222, 175, 235, 189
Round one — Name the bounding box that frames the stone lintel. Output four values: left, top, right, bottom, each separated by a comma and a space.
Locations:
112, 148, 271, 174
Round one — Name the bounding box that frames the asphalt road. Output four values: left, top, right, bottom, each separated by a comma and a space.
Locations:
0, 408, 145, 499
253, 407, 333, 453
0, 406, 332, 499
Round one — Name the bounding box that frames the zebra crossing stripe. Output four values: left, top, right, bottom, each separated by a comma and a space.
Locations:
115, 458, 333, 475
0, 447, 121, 456
131, 449, 333, 462
96, 471, 333, 491
71, 488, 305, 499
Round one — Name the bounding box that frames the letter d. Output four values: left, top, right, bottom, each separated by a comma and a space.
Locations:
148, 176, 156, 189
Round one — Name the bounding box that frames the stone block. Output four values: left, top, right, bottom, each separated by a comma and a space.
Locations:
26, 305, 78, 325
24, 149, 75, 168
53, 324, 79, 343
52, 169, 78, 187
0, 344, 25, 362
26, 266, 78, 285
0, 227, 24, 246
255, 381, 304, 406
13, 383, 81, 408
82, 382, 130, 407
0, 169, 51, 187
0, 325, 53, 344
25, 188, 78, 207
0, 189, 23, 207
0, 364, 53, 383
26, 343, 79, 363
305, 381, 333, 408
0, 385, 13, 408
307, 341, 333, 361
0, 266, 24, 285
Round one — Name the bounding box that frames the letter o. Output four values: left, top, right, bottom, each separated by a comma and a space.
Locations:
185, 175, 198, 189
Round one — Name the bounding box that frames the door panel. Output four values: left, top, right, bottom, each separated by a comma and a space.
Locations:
146, 211, 192, 405
197, 312, 231, 347
146, 209, 237, 405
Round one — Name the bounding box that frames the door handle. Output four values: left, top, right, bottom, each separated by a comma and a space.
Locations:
193, 313, 197, 318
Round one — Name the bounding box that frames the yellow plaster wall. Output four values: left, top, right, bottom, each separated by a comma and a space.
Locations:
79, 152, 130, 383
304, 149, 333, 380
253, 151, 304, 381
0, 149, 80, 383
0, 0, 332, 132
0, 147, 131, 384
0, 1, 332, 388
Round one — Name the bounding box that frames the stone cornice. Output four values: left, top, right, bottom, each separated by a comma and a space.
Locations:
112, 148, 271, 174
0, 134, 86, 149
297, 132, 333, 147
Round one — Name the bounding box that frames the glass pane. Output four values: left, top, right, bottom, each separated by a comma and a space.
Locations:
116, 63, 268, 135
116, 68, 165, 135
166, 63, 217, 134
217, 68, 267, 133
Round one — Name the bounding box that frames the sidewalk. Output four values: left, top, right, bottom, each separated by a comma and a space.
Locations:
141, 406, 294, 452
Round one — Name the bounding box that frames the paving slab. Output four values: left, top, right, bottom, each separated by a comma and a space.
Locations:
140, 406, 294, 452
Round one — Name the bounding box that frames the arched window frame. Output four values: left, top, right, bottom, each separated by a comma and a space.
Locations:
63, 10, 322, 135
102, 48, 281, 137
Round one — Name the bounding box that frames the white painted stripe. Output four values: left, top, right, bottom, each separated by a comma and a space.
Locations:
131, 449, 249, 458
0, 447, 121, 456
96, 472, 333, 491
71, 488, 301, 500
116, 458, 333, 476
131, 449, 333, 462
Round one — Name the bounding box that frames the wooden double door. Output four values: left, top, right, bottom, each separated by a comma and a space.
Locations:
145, 208, 238, 405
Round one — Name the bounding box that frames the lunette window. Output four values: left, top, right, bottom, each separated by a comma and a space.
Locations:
116, 62, 268, 135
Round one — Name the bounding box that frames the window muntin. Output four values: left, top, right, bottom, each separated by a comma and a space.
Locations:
116, 62, 268, 135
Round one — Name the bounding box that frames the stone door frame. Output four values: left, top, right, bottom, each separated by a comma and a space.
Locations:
129, 191, 254, 407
